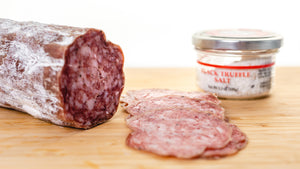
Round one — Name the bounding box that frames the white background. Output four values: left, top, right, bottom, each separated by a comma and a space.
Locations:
1, 0, 299, 67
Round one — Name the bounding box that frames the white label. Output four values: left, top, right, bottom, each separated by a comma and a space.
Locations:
196, 64, 274, 98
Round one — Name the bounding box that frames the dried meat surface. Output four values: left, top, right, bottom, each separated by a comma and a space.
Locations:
0, 18, 124, 129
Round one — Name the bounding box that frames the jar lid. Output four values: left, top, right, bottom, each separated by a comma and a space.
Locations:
192, 29, 283, 50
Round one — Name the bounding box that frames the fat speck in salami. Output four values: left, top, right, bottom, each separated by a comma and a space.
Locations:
0, 18, 124, 129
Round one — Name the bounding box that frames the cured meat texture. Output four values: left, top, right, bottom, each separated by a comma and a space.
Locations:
120, 88, 220, 109
59, 29, 124, 128
126, 112, 232, 158
121, 89, 247, 159
124, 95, 225, 119
126, 109, 230, 143
0, 18, 124, 129
201, 124, 247, 158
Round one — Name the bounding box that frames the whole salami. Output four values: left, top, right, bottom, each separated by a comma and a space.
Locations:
0, 18, 125, 129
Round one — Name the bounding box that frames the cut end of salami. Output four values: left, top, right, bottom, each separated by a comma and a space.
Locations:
59, 29, 124, 129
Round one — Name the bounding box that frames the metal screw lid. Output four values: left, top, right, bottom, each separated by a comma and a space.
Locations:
192, 29, 283, 50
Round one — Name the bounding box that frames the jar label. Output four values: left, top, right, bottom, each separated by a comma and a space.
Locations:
196, 61, 274, 98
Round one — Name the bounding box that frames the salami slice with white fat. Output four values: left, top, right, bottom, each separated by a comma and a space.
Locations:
122, 89, 247, 159
124, 95, 225, 119
127, 132, 207, 158
126, 110, 232, 158
126, 109, 228, 136
120, 89, 220, 109
0, 18, 124, 129
201, 124, 248, 158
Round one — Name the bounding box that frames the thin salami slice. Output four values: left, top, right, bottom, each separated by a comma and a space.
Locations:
126, 111, 232, 148
122, 89, 247, 159
120, 89, 220, 109
127, 131, 207, 159
201, 124, 248, 158
0, 18, 124, 129
124, 95, 225, 119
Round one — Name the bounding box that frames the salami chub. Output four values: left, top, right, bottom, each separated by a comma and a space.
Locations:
0, 18, 125, 129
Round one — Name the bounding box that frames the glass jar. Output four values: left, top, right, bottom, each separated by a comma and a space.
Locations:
192, 29, 283, 99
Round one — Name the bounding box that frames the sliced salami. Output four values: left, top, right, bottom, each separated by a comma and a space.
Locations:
120, 89, 220, 109
201, 124, 248, 158
0, 18, 124, 129
124, 95, 225, 119
126, 112, 232, 156
122, 89, 247, 159
127, 131, 207, 159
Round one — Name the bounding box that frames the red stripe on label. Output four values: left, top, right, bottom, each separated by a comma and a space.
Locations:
197, 60, 275, 69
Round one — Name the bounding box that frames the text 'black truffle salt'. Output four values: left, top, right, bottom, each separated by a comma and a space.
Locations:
192, 29, 283, 99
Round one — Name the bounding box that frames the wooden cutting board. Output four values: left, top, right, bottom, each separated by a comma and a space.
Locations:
0, 67, 299, 169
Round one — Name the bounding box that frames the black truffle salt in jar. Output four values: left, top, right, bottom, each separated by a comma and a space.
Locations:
192, 29, 283, 99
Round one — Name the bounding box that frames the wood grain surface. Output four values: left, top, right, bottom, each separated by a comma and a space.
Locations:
0, 67, 299, 169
